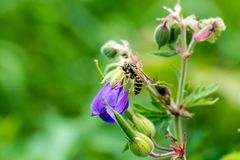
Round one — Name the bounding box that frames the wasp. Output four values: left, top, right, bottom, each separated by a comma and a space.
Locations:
122, 63, 143, 95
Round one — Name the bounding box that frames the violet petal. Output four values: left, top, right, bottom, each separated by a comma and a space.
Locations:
91, 83, 110, 115
90, 82, 129, 124
99, 108, 115, 124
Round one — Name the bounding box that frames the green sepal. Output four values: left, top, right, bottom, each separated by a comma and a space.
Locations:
104, 63, 118, 74
122, 143, 129, 153
110, 106, 137, 141
133, 104, 168, 122
123, 77, 134, 91
109, 70, 124, 87
124, 109, 135, 121
101, 69, 118, 84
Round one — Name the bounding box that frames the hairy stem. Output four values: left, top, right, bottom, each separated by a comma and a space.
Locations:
152, 140, 173, 152
174, 58, 188, 160
174, 115, 182, 144
176, 59, 188, 106
174, 8, 188, 145
149, 151, 175, 159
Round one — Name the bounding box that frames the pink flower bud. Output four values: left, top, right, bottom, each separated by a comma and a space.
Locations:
194, 17, 225, 43
194, 30, 212, 42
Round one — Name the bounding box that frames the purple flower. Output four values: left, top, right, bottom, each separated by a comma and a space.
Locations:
91, 82, 129, 124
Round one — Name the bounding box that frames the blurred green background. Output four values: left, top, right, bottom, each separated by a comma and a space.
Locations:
0, 0, 239, 159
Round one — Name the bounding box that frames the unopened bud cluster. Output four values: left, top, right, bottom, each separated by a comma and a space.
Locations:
154, 5, 225, 59
110, 107, 155, 157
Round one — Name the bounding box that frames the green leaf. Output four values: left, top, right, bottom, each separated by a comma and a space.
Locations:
184, 83, 219, 108
188, 97, 219, 107
221, 151, 240, 160
150, 96, 163, 111
150, 43, 178, 57
183, 82, 191, 99
156, 116, 172, 135
153, 49, 177, 57
133, 104, 168, 122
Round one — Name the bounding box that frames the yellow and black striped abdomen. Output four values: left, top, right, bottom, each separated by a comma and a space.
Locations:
134, 76, 143, 95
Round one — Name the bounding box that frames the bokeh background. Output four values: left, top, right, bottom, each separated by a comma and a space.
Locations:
0, 0, 240, 159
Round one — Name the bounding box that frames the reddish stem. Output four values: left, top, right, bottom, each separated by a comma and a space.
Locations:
149, 151, 175, 158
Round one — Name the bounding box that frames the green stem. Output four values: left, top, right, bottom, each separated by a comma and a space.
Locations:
174, 115, 182, 144
146, 84, 159, 98
174, 58, 188, 160
176, 59, 188, 106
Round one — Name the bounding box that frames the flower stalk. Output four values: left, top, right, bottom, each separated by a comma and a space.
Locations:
152, 140, 173, 152
174, 59, 188, 146
174, 22, 189, 160
149, 151, 176, 158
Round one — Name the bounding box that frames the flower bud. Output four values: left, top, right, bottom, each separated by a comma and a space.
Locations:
207, 17, 226, 43
101, 41, 119, 58
132, 113, 156, 137
194, 29, 211, 42
168, 25, 180, 44
105, 94, 154, 157
101, 40, 131, 58
128, 132, 154, 157
154, 22, 170, 49
194, 17, 226, 43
